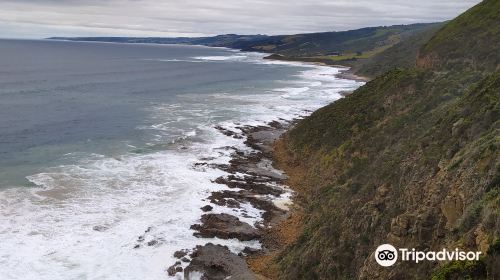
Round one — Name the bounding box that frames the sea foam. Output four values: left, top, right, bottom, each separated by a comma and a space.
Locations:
0, 49, 363, 280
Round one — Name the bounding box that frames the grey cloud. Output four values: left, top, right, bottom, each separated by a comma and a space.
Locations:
0, 0, 481, 38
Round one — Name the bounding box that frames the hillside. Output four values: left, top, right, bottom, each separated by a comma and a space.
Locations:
236, 23, 436, 56
254, 23, 443, 78
48, 23, 438, 69
351, 23, 444, 78
274, 0, 499, 279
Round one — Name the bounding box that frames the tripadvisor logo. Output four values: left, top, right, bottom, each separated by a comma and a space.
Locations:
374, 244, 482, 267
375, 244, 398, 266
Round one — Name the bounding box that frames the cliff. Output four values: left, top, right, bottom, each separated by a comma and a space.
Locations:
274, 0, 499, 279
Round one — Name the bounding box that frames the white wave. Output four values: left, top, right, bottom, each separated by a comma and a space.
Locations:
192, 55, 247, 61
143, 58, 202, 63
0, 126, 259, 280
0, 48, 364, 280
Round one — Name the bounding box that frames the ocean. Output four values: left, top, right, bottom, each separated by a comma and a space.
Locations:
0, 39, 362, 279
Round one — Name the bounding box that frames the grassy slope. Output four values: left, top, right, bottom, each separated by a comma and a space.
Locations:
352, 23, 444, 78
258, 23, 443, 79
276, 1, 499, 279
418, 0, 500, 72
238, 23, 435, 57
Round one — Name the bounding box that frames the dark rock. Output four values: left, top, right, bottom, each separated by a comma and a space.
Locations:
208, 190, 284, 223
200, 205, 213, 212
212, 175, 284, 196
226, 199, 240, 208
174, 250, 188, 259
242, 246, 260, 255
147, 240, 158, 246
214, 125, 243, 139
190, 213, 261, 241
184, 243, 256, 280
167, 265, 177, 276
181, 257, 190, 262
92, 225, 108, 232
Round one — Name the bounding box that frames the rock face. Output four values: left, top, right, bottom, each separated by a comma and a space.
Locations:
190, 213, 261, 241
184, 244, 256, 280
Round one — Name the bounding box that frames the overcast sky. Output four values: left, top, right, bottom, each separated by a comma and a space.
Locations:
0, 0, 481, 38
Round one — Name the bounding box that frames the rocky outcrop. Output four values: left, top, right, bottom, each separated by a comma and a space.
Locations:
184, 244, 256, 280
164, 121, 293, 279
190, 213, 261, 241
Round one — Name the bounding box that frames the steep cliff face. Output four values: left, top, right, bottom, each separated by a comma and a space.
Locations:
276, 1, 499, 279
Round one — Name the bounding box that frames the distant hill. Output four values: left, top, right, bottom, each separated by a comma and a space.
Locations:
48, 23, 439, 72
49, 23, 444, 80
48, 34, 269, 47
256, 22, 444, 79
237, 23, 438, 56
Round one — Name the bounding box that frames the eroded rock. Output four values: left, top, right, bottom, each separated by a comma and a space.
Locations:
190, 213, 261, 241
184, 244, 256, 280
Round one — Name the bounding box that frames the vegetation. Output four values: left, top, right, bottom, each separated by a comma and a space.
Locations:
430, 260, 487, 280
237, 23, 436, 57
257, 22, 443, 79
50, 23, 440, 69
418, 0, 500, 72
276, 1, 499, 279
352, 23, 444, 77
431, 238, 500, 280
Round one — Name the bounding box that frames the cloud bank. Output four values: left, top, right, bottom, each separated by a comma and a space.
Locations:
0, 0, 480, 38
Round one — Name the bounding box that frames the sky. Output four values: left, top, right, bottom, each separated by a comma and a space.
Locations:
0, 0, 481, 38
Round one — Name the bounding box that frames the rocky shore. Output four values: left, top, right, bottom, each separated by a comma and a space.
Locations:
164, 120, 296, 279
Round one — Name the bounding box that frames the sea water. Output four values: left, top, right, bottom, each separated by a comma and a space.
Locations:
0, 39, 362, 279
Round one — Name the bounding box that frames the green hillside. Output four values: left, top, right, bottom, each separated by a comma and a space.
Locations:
257, 23, 443, 79
276, 0, 499, 279
352, 23, 444, 78
238, 23, 436, 56
418, 0, 500, 72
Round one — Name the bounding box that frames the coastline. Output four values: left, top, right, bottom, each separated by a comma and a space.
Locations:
0, 40, 363, 279
167, 120, 294, 279
168, 56, 364, 279
241, 57, 367, 278
169, 119, 305, 279
263, 54, 371, 83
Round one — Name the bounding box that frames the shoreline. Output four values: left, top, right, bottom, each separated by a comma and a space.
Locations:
263, 54, 371, 82
164, 55, 364, 279
167, 120, 295, 279
240, 57, 367, 278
